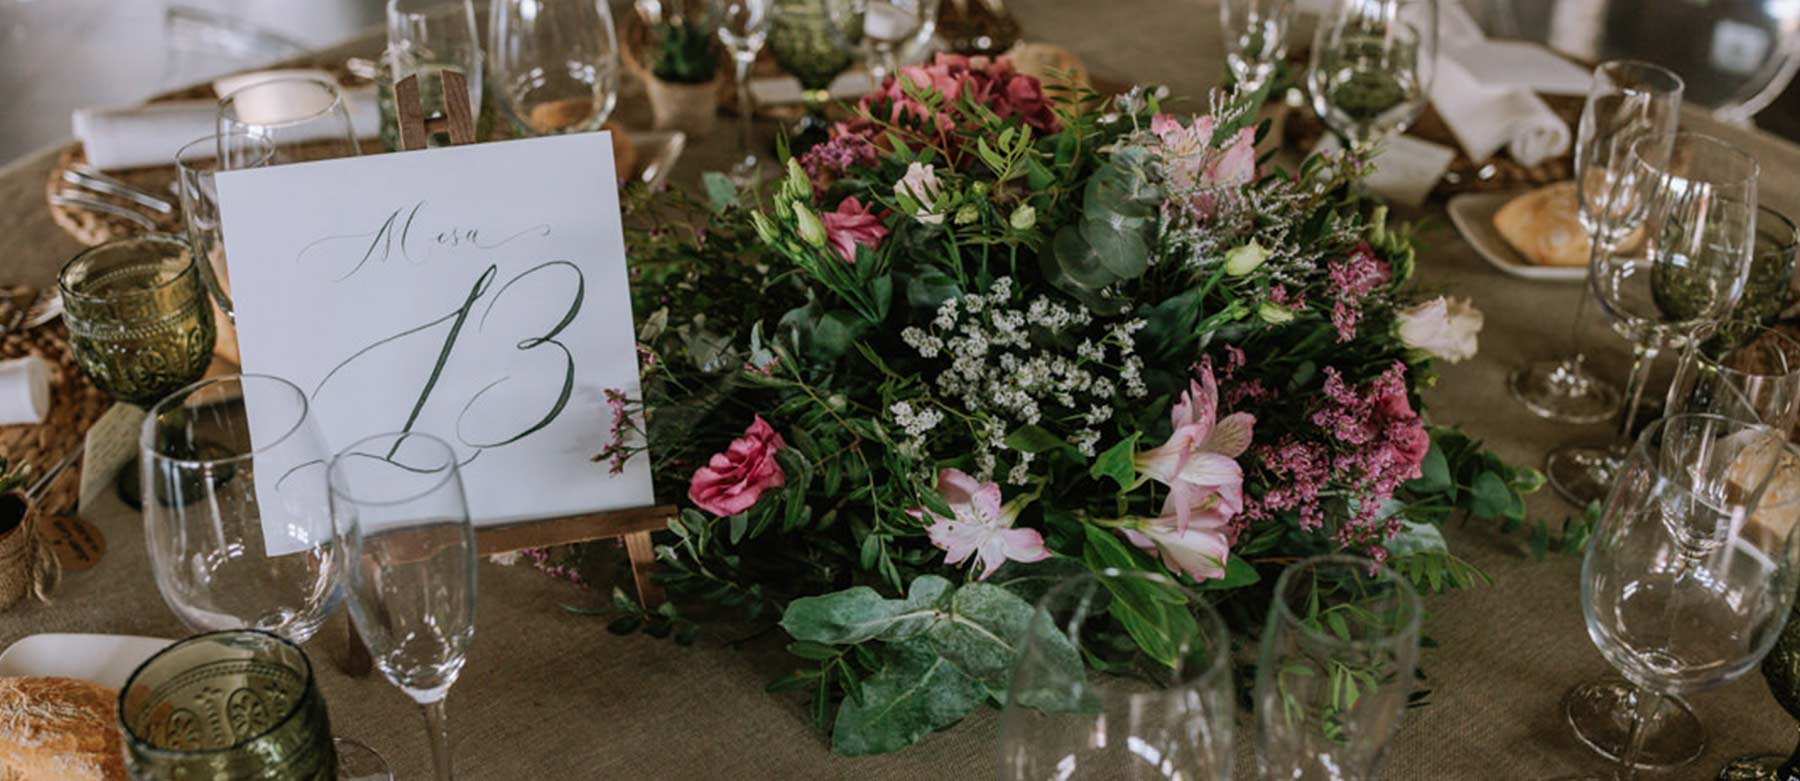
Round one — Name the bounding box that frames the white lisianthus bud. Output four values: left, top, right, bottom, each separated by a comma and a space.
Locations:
1395, 296, 1483, 363
1009, 205, 1037, 231
1256, 301, 1294, 325
794, 203, 827, 248
955, 204, 980, 225
1223, 240, 1270, 276
894, 162, 946, 225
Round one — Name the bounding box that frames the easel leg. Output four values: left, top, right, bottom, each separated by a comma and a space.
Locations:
623, 531, 664, 608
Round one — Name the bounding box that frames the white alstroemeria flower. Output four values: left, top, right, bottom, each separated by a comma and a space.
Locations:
894, 161, 946, 225
1396, 296, 1483, 364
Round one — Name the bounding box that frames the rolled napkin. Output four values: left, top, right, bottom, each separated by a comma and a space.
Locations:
1429, 55, 1571, 167
0, 357, 49, 426
72, 79, 380, 171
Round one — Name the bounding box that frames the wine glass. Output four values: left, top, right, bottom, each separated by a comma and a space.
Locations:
1560, 413, 1800, 781
841, 0, 938, 85
217, 75, 363, 165
489, 0, 622, 136
1305, 0, 1438, 151
999, 569, 1234, 780
768, 0, 859, 145
1739, 205, 1800, 326
385, 0, 485, 149
1221, 0, 1292, 94
1667, 320, 1800, 429
1254, 554, 1421, 780
176, 131, 273, 322
714, 0, 775, 182
140, 373, 392, 780
1552, 132, 1760, 509
330, 432, 477, 781
59, 235, 216, 408
1509, 61, 1685, 425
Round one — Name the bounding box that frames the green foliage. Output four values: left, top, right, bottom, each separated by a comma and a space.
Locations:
650, 18, 719, 84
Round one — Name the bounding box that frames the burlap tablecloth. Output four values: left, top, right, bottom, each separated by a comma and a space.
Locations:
2, 3, 1797, 778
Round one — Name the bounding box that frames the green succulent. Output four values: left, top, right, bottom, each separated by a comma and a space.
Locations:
652, 19, 720, 85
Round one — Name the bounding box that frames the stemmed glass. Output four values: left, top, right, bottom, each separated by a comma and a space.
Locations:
139, 373, 390, 780
1305, 0, 1438, 151
385, 0, 485, 147
489, 0, 622, 136
1254, 554, 1421, 780
999, 569, 1234, 780
1510, 61, 1685, 425
217, 75, 363, 165
1738, 205, 1800, 326
768, 0, 859, 145
837, 0, 938, 84
176, 131, 273, 323
1552, 132, 1761, 508
1667, 321, 1800, 429
1559, 414, 1800, 781
1221, 0, 1293, 94
713, 0, 774, 183
330, 432, 477, 781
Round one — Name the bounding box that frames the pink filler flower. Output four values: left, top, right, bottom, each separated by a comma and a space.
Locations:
916, 468, 1050, 581
688, 415, 788, 517
820, 197, 889, 264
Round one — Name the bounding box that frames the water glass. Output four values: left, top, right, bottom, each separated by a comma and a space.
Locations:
217, 75, 363, 165
1306, 0, 1438, 150
330, 432, 477, 781
1740, 205, 1799, 325
1221, 0, 1292, 94
1510, 60, 1684, 426
769, 0, 859, 137
715, 0, 774, 181
176, 132, 273, 321
1667, 320, 1800, 429
489, 0, 622, 136
118, 630, 337, 780
59, 235, 216, 407
1254, 555, 1421, 780
1000, 569, 1234, 781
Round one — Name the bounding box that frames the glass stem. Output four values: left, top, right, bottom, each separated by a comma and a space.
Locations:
734, 54, 756, 167
1613, 340, 1661, 456
1616, 687, 1663, 781
422, 698, 454, 781
1566, 233, 1610, 371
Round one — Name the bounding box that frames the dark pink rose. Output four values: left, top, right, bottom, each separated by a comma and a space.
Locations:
1374, 382, 1415, 421
820, 196, 889, 263
688, 415, 787, 516
1390, 419, 1431, 476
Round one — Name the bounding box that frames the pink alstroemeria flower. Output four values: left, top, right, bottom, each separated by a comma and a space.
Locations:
1134, 367, 1255, 531
1121, 495, 1232, 582
820, 196, 889, 264
917, 468, 1050, 581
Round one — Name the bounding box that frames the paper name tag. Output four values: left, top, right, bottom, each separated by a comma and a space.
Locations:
1313, 134, 1456, 208
77, 403, 145, 517
42, 514, 105, 571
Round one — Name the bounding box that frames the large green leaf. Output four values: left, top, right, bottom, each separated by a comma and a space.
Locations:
924, 582, 1036, 689
831, 639, 985, 755
780, 576, 953, 645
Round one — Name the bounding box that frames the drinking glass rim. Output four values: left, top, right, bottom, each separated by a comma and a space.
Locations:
328, 430, 461, 508
1690, 320, 1800, 379
174, 130, 275, 174
1596, 58, 1686, 97
1030, 567, 1233, 687
139, 373, 313, 469
116, 628, 317, 758
1635, 412, 1800, 511
1634, 131, 1760, 189
218, 75, 348, 132
1268, 553, 1421, 651
56, 233, 197, 305
1758, 204, 1799, 252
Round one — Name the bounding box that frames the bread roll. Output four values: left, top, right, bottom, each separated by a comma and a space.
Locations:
1493, 182, 1589, 267
0, 677, 125, 781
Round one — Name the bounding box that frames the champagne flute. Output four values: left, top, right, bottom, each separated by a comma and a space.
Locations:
1305, 0, 1437, 151
1510, 61, 1684, 425
385, 0, 485, 149
217, 75, 363, 165
1557, 414, 1800, 781
1221, 0, 1292, 94
1254, 555, 1421, 780
999, 569, 1234, 780
489, 0, 622, 136
714, 0, 774, 183
140, 374, 391, 780
330, 432, 477, 781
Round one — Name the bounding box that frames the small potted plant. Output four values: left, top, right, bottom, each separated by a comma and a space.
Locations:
631, 2, 723, 137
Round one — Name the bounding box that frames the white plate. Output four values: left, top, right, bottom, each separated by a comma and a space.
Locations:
1447, 190, 1586, 282
0, 633, 173, 689
627, 129, 685, 190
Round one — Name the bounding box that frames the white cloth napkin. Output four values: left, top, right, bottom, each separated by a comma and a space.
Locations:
1430, 55, 1572, 167
0, 357, 50, 426
72, 72, 380, 171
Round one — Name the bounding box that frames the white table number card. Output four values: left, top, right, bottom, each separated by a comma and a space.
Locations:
215, 132, 653, 543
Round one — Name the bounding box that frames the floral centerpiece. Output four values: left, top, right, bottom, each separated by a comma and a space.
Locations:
594, 54, 1544, 754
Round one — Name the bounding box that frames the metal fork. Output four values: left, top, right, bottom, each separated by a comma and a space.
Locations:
49, 190, 159, 231
62, 164, 176, 214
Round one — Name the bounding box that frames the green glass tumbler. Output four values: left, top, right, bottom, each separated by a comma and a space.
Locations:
118, 630, 338, 780
58, 234, 217, 408
1739, 205, 1799, 326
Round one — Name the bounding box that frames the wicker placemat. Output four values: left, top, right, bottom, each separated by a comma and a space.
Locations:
0, 323, 112, 517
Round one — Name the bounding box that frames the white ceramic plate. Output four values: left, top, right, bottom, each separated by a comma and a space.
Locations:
1446, 190, 1586, 282
627, 129, 685, 190
0, 633, 173, 689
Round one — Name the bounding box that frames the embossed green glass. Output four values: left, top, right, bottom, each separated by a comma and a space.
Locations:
58, 235, 217, 407
117, 629, 337, 780
768, 0, 857, 140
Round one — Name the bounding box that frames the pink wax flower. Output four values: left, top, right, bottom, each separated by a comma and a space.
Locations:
820, 196, 889, 264
1121, 494, 1232, 582
916, 468, 1050, 581
1134, 366, 1256, 531
688, 415, 788, 517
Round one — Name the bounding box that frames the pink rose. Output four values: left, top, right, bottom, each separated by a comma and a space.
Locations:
820, 196, 889, 264
1391, 420, 1431, 475
688, 415, 787, 516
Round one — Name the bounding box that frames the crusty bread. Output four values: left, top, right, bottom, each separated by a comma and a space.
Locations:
0, 677, 125, 781
1493, 182, 1590, 267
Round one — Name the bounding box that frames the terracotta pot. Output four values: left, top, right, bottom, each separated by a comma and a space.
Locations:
646, 76, 722, 137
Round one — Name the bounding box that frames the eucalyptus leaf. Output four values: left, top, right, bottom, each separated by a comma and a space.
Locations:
780, 576, 954, 645
831, 638, 984, 755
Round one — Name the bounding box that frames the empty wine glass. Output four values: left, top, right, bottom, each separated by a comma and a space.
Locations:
1254, 554, 1421, 781
140, 373, 390, 780
489, 0, 622, 136
330, 432, 477, 781
1552, 132, 1760, 511
1305, 0, 1438, 151
846, 0, 938, 84
1510, 61, 1684, 425
1220, 0, 1292, 94
1667, 320, 1800, 428
217, 75, 363, 165
385, 0, 485, 148
714, 0, 774, 182
177, 131, 273, 322
1560, 414, 1800, 781
1000, 569, 1234, 780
